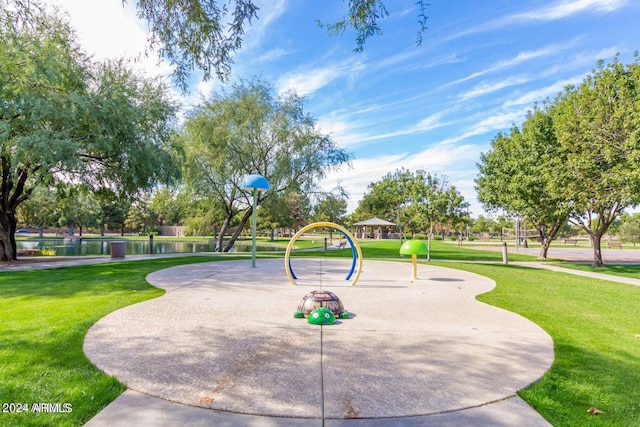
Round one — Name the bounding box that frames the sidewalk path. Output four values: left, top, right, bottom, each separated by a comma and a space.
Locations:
84, 258, 554, 426
471, 244, 640, 263
517, 262, 640, 287
0, 253, 210, 272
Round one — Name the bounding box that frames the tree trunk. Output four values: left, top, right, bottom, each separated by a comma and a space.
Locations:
216, 215, 232, 252
223, 209, 252, 252
0, 211, 18, 261
591, 232, 604, 267
537, 222, 563, 259
539, 238, 551, 258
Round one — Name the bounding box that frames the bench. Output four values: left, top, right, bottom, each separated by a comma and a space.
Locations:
607, 241, 622, 249
564, 239, 578, 246
16, 249, 40, 256
334, 240, 347, 249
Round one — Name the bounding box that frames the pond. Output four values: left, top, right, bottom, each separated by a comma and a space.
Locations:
16, 239, 283, 257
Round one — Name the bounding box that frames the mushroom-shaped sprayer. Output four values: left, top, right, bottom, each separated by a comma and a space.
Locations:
400, 239, 428, 281
240, 174, 270, 268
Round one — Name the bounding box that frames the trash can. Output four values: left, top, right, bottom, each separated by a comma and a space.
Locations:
110, 241, 126, 258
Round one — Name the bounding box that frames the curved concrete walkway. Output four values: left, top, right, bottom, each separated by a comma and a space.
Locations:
84, 258, 553, 426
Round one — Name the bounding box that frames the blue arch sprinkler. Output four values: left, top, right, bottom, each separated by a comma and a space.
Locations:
240, 174, 270, 268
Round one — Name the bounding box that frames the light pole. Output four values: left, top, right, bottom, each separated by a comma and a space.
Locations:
240, 174, 270, 268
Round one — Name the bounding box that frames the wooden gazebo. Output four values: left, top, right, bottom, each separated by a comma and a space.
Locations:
353, 217, 397, 239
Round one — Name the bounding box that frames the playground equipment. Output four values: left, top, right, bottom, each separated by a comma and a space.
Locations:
287, 222, 361, 324
400, 239, 428, 281
284, 222, 363, 286
240, 174, 270, 268
294, 290, 350, 320
307, 307, 337, 325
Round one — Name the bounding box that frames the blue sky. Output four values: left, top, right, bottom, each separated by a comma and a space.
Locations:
46, 0, 640, 217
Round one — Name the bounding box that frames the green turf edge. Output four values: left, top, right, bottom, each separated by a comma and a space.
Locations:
435, 261, 640, 427
0, 255, 244, 427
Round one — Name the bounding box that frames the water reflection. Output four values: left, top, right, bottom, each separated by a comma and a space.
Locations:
16, 239, 282, 256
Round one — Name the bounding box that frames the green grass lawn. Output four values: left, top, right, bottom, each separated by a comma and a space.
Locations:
0, 256, 240, 427
554, 263, 640, 280
2, 242, 639, 426
442, 262, 640, 426
289, 238, 541, 262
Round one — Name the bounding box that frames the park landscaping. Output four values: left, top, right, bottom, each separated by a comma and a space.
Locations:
447, 262, 640, 426
552, 262, 640, 280
1, 242, 639, 426
0, 256, 240, 426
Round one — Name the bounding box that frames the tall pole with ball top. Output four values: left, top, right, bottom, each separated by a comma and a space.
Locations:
241, 174, 270, 268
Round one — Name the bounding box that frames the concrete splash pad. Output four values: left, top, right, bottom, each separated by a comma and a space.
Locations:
84, 259, 553, 425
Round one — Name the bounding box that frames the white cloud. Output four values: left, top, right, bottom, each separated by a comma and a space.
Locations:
255, 48, 293, 63
275, 59, 364, 97
513, 0, 626, 21
317, 110, 452, 149
465, 111, 524, 135
242, 0, 288, 49
48, 1, 149, 61
316, 118, 371, 148
458, 75, 531, 101
502, 75, 585, 107
321, 140, 485, 213
450, 42, 577, 86
444, 0, 626, 41
424, 109, 527, 149
43, 0, 179, 87
276, 67, 337, 97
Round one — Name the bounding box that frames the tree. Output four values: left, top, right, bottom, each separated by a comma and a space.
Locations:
470, 215, 500, 237
552, 54, 640, 267
16, 186, 59, 236
355, 169, 467, 243
311, 192, 347, 242
8, 0, 428, 90
257, 191, 310, 240
125, 194, 159, 234
99, 201, 128, 236
149, 187, 186, 227
312, 194, 347, 224
477, 55, 640, 266
354, 169, 414, 224
407, 173, 467, 259
181, 78, 351, 252
0, 3, 181, 261
55, 185, 101, 236
284, 192, 311, 231
476, 104, 571, 258
317, 0, 429, 51
180, 188, 226, 236
619, 213, 640, 246
125, 0, 429, 89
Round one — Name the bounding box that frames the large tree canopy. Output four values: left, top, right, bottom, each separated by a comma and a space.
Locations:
0, 2, 181, 261
181, 78, 352, 252
354, 168, 467, 240
476, 55, 640, 266
125, 0, 429, 90
6, 0, 429, 91
476, 104, 572, 258
552, 54, 640, 266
